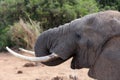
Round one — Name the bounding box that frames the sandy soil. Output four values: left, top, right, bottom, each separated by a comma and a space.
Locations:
0, 52, 94, 80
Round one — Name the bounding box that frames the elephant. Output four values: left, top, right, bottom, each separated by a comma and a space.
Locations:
6, 10, 120, 80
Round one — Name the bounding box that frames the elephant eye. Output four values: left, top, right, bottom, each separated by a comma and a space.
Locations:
75, 33, 81, 39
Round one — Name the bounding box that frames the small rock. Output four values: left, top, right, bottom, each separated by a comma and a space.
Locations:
17, 70, 23, 74
23, 62, 36, 67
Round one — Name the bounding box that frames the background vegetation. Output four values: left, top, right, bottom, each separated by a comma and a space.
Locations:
0, 0, 119, 51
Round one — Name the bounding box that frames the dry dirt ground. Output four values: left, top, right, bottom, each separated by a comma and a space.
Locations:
0, 52, 94, 80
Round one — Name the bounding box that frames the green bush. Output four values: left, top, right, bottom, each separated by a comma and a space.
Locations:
96, 0, 120, 11
27, 0, 99, 29
0, 0, 99, 30
0, 27, 10, 51
0, 0, 99, 51
0, 0, 25, 27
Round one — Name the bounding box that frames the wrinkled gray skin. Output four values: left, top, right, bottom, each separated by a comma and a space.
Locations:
34, 10, 120, 80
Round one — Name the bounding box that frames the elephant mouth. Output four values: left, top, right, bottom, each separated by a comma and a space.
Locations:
42, 58, 66, 66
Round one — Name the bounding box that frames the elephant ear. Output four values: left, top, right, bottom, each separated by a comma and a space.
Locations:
70, 28, 104, 69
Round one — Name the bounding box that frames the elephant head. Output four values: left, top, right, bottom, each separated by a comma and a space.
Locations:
6, 23, 78, 66
6, 10, 120, 71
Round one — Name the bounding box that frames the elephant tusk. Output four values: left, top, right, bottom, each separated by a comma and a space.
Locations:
6, 46, 59, 62
19, 48, 35, 55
